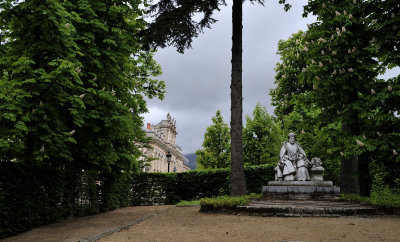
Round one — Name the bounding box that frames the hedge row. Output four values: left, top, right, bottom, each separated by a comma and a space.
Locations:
0, 163, 274, 238
0, 163, 132, 239
131, 164, 275, 205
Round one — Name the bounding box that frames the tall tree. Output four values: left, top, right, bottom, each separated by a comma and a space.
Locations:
142, 0, 282, 195
243, 103, 283, 166
196, 110, 230, 169
229, 0, 246, 195
303, 0, 400, 194
272, 0, 400, 194
0, 0, 165, 175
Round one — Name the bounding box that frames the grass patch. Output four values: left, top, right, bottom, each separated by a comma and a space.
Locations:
176, 200, 200, 206
200, 193, 261, 211
340, 189, 400, 209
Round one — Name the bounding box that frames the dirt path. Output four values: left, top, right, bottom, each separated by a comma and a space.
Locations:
100, 206, 400, 242
3, 205, 170, 242
3, 205, 400, 242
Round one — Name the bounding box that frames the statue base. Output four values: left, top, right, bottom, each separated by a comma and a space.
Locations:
262, 181, 340, 201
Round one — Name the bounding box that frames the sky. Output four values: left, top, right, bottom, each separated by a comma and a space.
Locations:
142, 0, 398, 155
142, 1, 315, 155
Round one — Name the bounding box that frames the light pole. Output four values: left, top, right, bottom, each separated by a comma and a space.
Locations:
166, 151, 172, 172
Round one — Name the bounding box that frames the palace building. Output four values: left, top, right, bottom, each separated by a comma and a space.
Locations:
139, 114, 191, 173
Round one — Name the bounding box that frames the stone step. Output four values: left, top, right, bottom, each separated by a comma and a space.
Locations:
262, 181, 340, 200
267, 181, 334, 187
234, 200, 379, 217
263, 185, 340, 194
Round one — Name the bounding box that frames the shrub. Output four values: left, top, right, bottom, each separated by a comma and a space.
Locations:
176, 200, 200, 206
199, 194, 261, 211
340, 188, 400, 209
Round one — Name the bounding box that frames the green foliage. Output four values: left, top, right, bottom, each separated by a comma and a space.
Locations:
130, 165, 274, 206
0, 163, 135, 239
196, 107, 284, 169
302, 0, 400, 186
271, 0, 400, 191
176, 169, 230, 201
131, 172, 179, 205
196, 110, 231, 169
0, 163, 65, 238
0, 0, 165, 175
141, 0, 226, 53
176, 200, 200, 206
99, 171, 132, 213
199, 193, 261, 211
270, 30, 342, 185
244, 164, 275, 194
243, 103, 283, 166
340, 189, 400, 209
0, 163, 274, 238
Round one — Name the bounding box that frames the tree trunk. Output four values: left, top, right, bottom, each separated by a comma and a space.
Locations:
230, 0, 246, 196
340, 122, 360, 194
358, 149, 371, 196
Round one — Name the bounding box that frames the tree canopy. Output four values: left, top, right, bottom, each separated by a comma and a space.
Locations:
196, 110, 231, 169
271, 0, 400, 193
243, 103, 283, 166
0, 0, 165, 175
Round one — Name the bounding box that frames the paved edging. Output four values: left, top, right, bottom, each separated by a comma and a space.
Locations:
80, 207, 172, 242
199, 200, 393, 217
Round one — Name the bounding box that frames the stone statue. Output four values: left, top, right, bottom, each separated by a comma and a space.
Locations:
275, 133, 310, 181
309, 157, 324, 181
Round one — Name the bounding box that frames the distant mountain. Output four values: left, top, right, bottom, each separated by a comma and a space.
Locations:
184, 153, 197, 170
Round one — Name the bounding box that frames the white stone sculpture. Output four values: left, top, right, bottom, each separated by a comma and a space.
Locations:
275, 133, 323, 181
309, 157, 324, 181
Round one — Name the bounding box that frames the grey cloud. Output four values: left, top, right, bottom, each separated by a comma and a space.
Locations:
144, 0, 316, 154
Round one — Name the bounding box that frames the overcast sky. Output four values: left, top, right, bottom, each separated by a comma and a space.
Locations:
142, 1, 316, 154
142, 1, 399, 155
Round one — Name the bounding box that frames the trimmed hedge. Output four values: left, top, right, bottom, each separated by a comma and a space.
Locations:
0, 163, 65, 238
131, 173, 179, 205
131, 164, 275, 205
0, 163, 275, 238
0, 163, 132, 239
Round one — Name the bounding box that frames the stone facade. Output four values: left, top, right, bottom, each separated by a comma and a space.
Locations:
139, 114, 191, 173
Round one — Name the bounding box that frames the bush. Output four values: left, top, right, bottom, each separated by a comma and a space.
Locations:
340, 188, 400, 209
199, 194, 261, 211
176, 200, 200, 206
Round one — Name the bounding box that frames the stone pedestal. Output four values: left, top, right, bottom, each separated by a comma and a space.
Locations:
310, 166, 324, 181
262, 181, 340, 200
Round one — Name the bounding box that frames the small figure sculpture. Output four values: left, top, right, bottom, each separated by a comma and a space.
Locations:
296, 153, 310, 181
309, 157, 324, 181
275, 133, 310, 181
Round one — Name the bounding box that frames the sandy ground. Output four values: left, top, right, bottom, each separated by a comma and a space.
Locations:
3, 205, 400, 242
2, 206, 170, 242
100, 206, 400, 242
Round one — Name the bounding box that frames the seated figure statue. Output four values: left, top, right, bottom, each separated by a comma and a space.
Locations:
275, 132, 310, 181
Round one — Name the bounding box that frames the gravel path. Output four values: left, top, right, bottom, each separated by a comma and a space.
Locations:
3, 206, 171, 242
3, 205, 400, 242
101, 206, 400, 242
